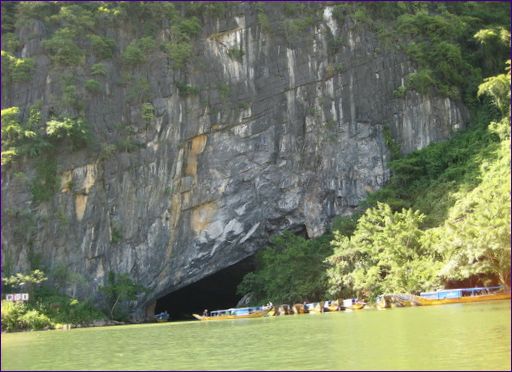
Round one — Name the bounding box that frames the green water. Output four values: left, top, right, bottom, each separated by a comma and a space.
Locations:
2, 301, 510, 370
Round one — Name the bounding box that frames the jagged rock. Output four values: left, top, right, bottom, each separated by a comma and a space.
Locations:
1, 4, 468, 319
236, 293, 254, 307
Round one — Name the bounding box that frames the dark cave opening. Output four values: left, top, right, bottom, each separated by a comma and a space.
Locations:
154, 256, 256, 321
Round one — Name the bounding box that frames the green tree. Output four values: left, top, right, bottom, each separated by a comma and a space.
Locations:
122, 37, 156, 66
1, 51, 34, 82
237, 232, 332, 304
436, 64, 511, 288
326, 203, 441, 299
99, 272, 145, 320
474, 28, 510, 74
2, 269, 48, 294
85, 79, 102, 94
1, 107, 35, 147
88, 35, 115, 60
46, 117, 90, 148
437, 132, 510, 288
42, 28, 84, 66
477, 60, 511, 117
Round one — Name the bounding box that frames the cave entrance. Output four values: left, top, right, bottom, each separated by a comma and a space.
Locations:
154, 256, 256, 321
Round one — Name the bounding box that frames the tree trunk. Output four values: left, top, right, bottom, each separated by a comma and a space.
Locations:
110, 295, 120, 320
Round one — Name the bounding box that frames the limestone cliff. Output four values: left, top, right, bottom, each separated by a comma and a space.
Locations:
1, 3, 468, 318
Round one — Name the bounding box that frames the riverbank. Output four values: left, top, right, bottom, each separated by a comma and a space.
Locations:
0, 317, 146, 333
1, 298, 148, 333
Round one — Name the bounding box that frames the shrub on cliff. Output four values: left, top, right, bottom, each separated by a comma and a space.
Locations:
1, 51, 34, 82
85, 79, 102, 94
46, 117, 90, 148
88, 35, 115, 60
122, 37, 156, 66
42, 28, 84, 66
1, 106, 40, 165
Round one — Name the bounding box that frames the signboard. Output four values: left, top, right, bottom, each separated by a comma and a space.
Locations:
5, 293, 29, 301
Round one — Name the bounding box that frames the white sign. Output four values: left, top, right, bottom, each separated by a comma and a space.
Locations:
5, 293, 29, 301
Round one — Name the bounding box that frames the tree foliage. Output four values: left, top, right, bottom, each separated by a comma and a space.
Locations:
46, 116, 90, 148
99, 272, 145, 321
1, 51, 34, 82
477, 60, 511, 117
435, 67, 511, 288
237, 232, 332, 304
335, 2, 510, 103
326, 203, 441, 300
2, 269, 47, 293
1, 269, 104, 332
42, 28, 84, 66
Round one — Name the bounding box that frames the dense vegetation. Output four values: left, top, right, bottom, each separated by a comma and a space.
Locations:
1, 270, 101, 332
1, 269, 144, 331
238, 2, 510, 305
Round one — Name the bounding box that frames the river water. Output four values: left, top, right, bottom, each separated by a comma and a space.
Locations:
2, 301, 510, 370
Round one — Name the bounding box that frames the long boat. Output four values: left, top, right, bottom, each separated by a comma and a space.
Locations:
377, 286, 510, 308
416, 286, 510, 306
192, 306, 272, 321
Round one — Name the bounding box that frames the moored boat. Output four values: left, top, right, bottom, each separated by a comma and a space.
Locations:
416, 286, 510, 306
343, 298, 366, 310
154, 311, 170, 322
192, 305, 272, 321
377, 286, 510, 308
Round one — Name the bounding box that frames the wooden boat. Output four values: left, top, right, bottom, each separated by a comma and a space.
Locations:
343, 298, 366, 310
326, 300, 343, 312
350, 302, 366, 310
416, 287, 511, 306
377, 287, 510, 308
192, 306, 272, 321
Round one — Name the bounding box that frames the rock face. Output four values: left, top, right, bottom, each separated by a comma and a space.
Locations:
1, 4, 468, 318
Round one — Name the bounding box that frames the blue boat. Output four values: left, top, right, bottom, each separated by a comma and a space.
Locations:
419, 286, 504, 300
192, 305, 272, 320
